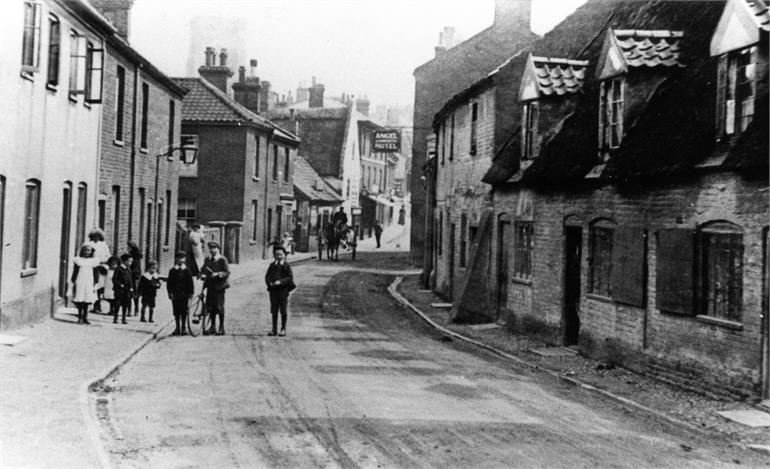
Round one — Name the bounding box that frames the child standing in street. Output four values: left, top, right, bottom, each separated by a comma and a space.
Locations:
113, 254, 134, 324
167, 251, 194, 335
138, 260, 161, 323
265, 245, 295, 337
103, 256, 120, 319
71, 244, 99, 325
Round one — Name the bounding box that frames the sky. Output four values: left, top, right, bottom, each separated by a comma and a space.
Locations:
130, 0, 586, 108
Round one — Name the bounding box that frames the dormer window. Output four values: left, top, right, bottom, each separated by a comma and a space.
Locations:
717, 46, 757, 136
521, 101, 538, 159
599, 78, 624, 151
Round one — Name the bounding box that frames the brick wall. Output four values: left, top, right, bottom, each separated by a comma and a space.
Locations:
99, 46, 182, 271
491, 173, 768, 397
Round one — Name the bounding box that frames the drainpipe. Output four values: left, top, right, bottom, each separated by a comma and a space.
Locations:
128, 64, 140, 243
262, 130, 274, 259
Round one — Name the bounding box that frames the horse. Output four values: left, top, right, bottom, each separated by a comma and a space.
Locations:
325, 221, 357, 261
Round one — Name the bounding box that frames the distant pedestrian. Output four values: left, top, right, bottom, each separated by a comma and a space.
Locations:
398, 205, 406, 225
188, 224, 205, 276
167, 251, 194, 336
281, 232, 294, 255
104, 256, 120, 319
374, 221, 383, 248
265, 245, 295, 337
202, 241, 229, 335
71, 244, 99, 325
113, 253, 134, 324
127, 241, 143, 316
138, 260, 161, 323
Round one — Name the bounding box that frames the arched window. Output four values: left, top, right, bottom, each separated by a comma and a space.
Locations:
588, 218, 614, 297
697, 221, 743, 321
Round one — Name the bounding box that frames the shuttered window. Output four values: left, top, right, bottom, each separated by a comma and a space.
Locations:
522, 101, 539, 159
47, 15, 60, 86
588, 222, 613, 297
21, 2, 42, 72
656, 228, 695, 315
599, 78, 624, 151
696, 223, 743, 321
611, 227, 647, 307
718, 46, 757, 137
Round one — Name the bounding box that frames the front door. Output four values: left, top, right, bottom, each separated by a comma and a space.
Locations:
497, 218, 511, 317
564, 226, 582, 346
762, 227, 769, 399
276, 205, 283, 241
144, 202, 153, 268
225, 225, 240, 264
58, 183, 73, 300
448, 223, 456, 302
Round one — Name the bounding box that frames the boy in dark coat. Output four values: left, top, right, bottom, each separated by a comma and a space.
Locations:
167, 251, 194, 335
202, 241, 229, 335
265, 246, 295, 337
112, 254, 134, 324
138, 260, 161, 323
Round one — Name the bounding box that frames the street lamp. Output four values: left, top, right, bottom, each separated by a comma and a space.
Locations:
153, 140, 199, 263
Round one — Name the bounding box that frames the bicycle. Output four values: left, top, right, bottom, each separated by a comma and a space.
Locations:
186, 285, 212, 337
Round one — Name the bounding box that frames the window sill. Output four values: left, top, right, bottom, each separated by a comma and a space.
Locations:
249, 240, 257, 246
162, 246, 170, 252
586, 293, 613, 304
252, 176, 260, 182
83, 101, 91, 110
46, 83, 58, 92
139, 147, 148, 154
695, 315, 743, 331
68, 93, 78, 103
511, 277, 532, 286
113, 139, 125, 147
20, 268, 38, 278
20, 70, 35, 82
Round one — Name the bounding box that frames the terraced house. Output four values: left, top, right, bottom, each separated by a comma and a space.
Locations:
435, 0, 769, 399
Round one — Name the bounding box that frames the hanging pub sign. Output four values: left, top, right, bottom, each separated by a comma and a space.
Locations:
372, 129, 401, 152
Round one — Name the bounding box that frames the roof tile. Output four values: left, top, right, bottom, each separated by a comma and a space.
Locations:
531, 56, 589, 96
613, 29, 685, 68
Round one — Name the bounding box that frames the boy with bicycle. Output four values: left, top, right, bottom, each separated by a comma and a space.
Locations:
202, 241, 229, 335
167, 251, 194, 336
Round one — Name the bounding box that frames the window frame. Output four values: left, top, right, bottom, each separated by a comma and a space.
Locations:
272, 144, 279, 181
470, 102, 478, 155
513, 220, 534, 281
164, 190, 171, 247
21, 1, 42, 73
46, 14, 60, 87
459, 214, 468, 268
599, 78, 624, 152
588, 220, 614, 297
74, 182, 87, 249
115, 66, 125, 141
718, 46, 757, 137
284, 146, 290, 183
696, 222, 744, 322
176, 198, 197, 224
254, 135, 260, 179
522, 100, 539, 159
140, 82, 149, 149
22, 180, 41, 271
251, 200, 259, 241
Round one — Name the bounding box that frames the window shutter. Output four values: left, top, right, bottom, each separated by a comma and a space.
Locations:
611, 227, 646, 307
656, 228, 695, 315
716, 54, 727, 138
598, 81, 606, 150
86, 48, 103, 103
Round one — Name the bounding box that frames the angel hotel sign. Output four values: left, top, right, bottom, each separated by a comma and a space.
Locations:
372, 130, 400, 152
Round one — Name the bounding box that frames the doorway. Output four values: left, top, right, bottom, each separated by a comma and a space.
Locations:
448, 223, 456, 302
497, 216, 511, 318
145, 201, 153, 268
564, 225, 582, 346
58, 183, 73, 300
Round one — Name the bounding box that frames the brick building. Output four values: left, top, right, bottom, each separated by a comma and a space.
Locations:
410, 0, 536, 271
174, 50, 300, 263
472, 0, 769, 398
0, 0, 112, 329
90, 0, 188, 272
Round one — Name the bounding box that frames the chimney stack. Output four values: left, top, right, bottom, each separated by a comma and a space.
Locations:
232, 61, 261, 114
308, 78, 325, 108
249, 59, 258, 77
259, 80, 271, 113
493, 0, 532, 34
199, 46, 234, 94
238, 66, 246, 83
89, 0, 134, 40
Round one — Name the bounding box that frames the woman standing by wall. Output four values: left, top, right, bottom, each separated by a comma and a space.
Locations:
71, 244, 99, 324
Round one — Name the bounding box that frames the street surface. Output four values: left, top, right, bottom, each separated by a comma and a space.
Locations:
93, 249, 765, 467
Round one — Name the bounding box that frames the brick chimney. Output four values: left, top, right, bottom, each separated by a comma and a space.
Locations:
355, 96, 370, 116
308, 76, 325, 108
232, 59, 261, 114
493, 0, 531, 34
198, 47, 234, 94
89, 0, 134, 40
258, 80, 271, 114
296, 82, 309, 103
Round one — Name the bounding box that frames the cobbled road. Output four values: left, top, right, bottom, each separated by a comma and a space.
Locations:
94, 252, 765, 468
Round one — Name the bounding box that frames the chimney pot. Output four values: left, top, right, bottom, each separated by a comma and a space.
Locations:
238, 66, 246, 83
249, 59, 257, 76
219, 48, 229, 66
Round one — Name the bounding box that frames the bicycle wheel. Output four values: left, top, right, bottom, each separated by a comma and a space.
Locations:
187, 296, 203, 337
200, 309, 212, 336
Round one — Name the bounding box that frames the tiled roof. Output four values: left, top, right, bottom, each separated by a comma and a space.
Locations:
268, 107, 349, 120
293, 156, 343, 203
745, 0, 770, 31
613, 29, 685, 68
531, 56, 588, 96
173, 77, 299, 143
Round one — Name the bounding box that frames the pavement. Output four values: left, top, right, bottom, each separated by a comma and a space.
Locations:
0, 251, 316, 469
392, 275, 770, 454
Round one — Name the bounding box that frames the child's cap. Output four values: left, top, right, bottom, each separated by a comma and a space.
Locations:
174, 251, 186, 259
120, 253, 132, 261
146, 260, 158, 268
107, 256, 121, 265
273, 245, 286, 253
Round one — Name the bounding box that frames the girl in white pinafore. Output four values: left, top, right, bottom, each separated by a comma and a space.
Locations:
71, 244, 99, 324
